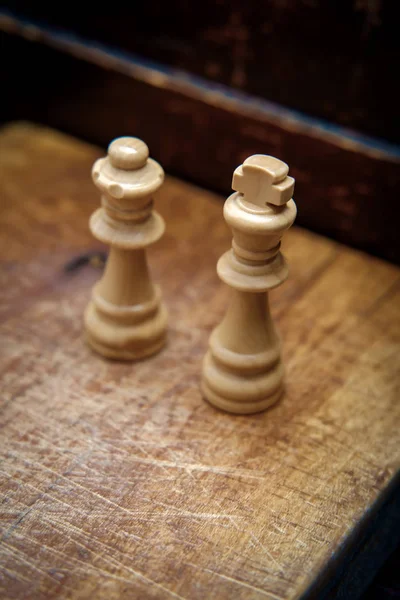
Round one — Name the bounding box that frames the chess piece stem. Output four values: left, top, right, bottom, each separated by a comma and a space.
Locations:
84, 137, 167, 360
201, 155, 297, 414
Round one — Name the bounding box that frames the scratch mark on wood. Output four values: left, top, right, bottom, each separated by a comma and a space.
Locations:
0, 540, 76, 592
1, 505, 36, 541
16, 530, 189, 600
190, 563, 286, 599
0, 564, 32, 584
167, 448, 286, 576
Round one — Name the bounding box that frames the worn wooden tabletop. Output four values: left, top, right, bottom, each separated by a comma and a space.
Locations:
0, 123, 399, 600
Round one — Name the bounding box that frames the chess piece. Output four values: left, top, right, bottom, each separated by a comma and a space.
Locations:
84, 136, 167, 360
201, 155, 297, 414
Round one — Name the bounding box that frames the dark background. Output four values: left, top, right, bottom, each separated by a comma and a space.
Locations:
3, 0, 400, 142
1, 2, 400, 265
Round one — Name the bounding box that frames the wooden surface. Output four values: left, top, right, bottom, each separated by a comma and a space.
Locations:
0, 122, 399, 600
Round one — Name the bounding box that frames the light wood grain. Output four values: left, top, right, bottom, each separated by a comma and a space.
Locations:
0, 122, 399, 600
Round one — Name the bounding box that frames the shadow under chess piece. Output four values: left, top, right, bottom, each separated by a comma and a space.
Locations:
84, 137, 167, 360
201, 155, 297, 414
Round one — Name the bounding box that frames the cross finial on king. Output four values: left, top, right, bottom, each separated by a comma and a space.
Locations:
232, 154, 295, 208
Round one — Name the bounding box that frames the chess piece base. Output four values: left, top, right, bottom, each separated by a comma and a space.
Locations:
84, 301, 167, 361
201, 376, 283, 415
201, 350, 284, 415
85, 332, 166, 361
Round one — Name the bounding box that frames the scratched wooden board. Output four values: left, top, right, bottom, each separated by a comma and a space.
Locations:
0, 122, 399, 600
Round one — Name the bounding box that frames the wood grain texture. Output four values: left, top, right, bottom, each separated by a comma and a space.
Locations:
0, 122, 399, 600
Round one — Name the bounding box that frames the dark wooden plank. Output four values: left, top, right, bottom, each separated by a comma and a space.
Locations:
2, 20, 400, 265
2, 1, 400, 142
0, 122, 399, 600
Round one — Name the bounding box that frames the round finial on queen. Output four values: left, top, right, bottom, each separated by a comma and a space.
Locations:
108, 137, 149, 170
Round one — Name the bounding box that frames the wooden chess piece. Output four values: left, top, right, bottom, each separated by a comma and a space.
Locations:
84, 136, 167, 360
201, 155, 297, 414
